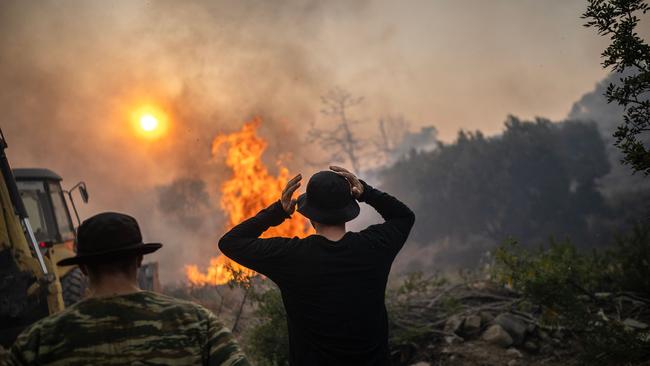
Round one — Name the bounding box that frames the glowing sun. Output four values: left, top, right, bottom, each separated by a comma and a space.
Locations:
139, 114, 159, 132
131, 105, 168, 139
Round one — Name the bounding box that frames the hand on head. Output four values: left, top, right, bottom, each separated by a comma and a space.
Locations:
281, 167, 363, 214
281, 174, 302, 214
330, 166, 364, 199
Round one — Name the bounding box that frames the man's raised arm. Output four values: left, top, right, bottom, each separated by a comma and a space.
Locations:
358, 181, 415, 245
217, 174, 302, 275
330, 166, 415, 255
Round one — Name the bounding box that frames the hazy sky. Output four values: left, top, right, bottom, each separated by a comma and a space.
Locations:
315, 0, 615, 138
1, 0, 627, 140
1, 0, 643, 281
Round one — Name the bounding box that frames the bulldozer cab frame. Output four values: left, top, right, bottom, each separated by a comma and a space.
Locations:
13, 169, 76, 249
13, 169, 91, 307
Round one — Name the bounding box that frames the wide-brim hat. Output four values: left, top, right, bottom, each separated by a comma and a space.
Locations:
297, 171, 360, 225
58, 212, 162, 266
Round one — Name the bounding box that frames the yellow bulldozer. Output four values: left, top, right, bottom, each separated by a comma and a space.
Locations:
13, 168, 89, 307
0, 128, 160, 350
0, 128, 90, 348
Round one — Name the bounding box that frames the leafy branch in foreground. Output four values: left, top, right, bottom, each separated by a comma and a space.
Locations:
583, 0, 650, 174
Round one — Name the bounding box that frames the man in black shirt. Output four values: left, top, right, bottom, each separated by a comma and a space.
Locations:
219, 166, 415, 366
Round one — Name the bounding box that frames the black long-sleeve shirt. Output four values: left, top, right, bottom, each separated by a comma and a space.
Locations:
218, 182, 415, 366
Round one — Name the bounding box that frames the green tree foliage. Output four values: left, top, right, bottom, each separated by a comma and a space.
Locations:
583, 0, 650, 175
606, 223, 650, 293
244, 287, 290, 366
381, 117, 610, 249
493, 225, 650, 365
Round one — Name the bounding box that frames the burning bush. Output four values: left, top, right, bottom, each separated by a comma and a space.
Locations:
185, 118, 313, 286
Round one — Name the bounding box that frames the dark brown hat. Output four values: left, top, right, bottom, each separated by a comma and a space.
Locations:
297, 171, 360, 224
57, 212, 161, 266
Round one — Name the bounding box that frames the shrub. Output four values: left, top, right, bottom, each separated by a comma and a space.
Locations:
244, 287, 290, 366
493, 224, 650, 365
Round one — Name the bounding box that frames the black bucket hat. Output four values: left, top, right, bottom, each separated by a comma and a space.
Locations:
297, 171, 360, 225
58, 212, 162, 266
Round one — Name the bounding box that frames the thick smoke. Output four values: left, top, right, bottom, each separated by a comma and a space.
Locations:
3, 1, 649, 282
567, 72, 649, 196
157, 178, 215, 233
0, 0, 369, 282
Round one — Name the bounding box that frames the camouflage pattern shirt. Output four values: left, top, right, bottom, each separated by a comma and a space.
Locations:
6, 291, 250, 366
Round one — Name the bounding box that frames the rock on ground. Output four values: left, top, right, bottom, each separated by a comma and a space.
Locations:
482, 324, 513, 348
445, 315, 464, 335
479, 311, 495, 324
462, 315, 482, 337
495, 313, 528, 345
506, 348, 523, 358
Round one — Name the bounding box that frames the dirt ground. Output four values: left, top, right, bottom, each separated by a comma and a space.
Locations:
414, 340, 574, 366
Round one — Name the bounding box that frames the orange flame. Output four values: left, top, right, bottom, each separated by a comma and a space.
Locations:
185, 118, 314, 286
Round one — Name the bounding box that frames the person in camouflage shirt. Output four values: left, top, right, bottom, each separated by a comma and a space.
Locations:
7, 212, 249, 366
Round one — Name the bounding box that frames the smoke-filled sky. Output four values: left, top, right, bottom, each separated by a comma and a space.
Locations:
1, 0, 647, 282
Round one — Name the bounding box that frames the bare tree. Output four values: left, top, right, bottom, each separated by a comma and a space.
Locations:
375, 115, 410, 162
307, 87, 365, 172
